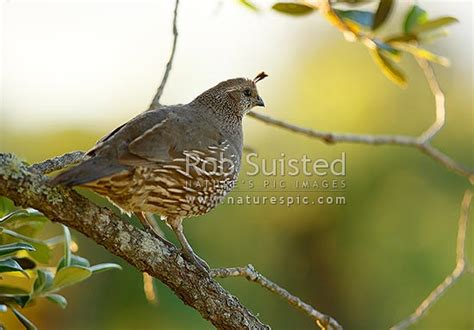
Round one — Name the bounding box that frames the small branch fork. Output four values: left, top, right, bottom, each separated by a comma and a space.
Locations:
390, 190, 473, 330
148, 0, 180, 109
211, 264, 342, 330
249, 58, 473, 181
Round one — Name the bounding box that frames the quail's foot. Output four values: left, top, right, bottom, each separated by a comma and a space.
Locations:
178, 248, 210, 273
145, 228, 175, 249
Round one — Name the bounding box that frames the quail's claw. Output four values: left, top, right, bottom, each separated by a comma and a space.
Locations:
179, 247, 210, 273
144, 227, 174, 248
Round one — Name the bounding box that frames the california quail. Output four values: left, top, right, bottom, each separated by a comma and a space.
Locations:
51, 72, 268, 272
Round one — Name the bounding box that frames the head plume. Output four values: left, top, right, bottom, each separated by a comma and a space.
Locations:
253, 72, 268, 84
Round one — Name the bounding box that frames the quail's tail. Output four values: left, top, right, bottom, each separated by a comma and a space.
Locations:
50, 157, 129, 187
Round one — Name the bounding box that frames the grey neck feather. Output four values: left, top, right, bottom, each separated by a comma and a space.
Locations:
190, 91, 243, 130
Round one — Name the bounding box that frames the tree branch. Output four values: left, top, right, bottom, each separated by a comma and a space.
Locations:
390, 190, 472, 330
29, 151, 85, 174
211, 264, 342, 330
0, 152, 269, 329
248, 111, 473, 180
149, 0, 180, 109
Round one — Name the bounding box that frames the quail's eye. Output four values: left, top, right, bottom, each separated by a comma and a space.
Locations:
243, 88, 252, 97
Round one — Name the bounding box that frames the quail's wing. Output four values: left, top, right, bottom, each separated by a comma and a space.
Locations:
86, 109, 167, 158
118, 110, 221, 167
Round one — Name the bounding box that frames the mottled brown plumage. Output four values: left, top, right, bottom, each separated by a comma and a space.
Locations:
51, 73, 267, 271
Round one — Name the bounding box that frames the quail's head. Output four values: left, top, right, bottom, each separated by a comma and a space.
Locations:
193, 72, 268, 117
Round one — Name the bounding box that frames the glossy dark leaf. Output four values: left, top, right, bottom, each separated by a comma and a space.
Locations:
335, 9, 374, 28
0, 242, 35, 257
0, 286, 31, 307
0, 258, 29, 278
404, 5, 427, 33
11, 307, 38, 330
372, 0, 393, 30
33, 269, 54, 294
272, 2, 315, 16
412, 17, 458, 34
12, 257, 36, 270
46, 294, 68, 309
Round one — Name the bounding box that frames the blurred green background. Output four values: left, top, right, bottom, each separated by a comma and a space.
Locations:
1, 0, 473, 329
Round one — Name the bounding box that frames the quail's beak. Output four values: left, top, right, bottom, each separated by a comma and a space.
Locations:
256, 96, 265, 107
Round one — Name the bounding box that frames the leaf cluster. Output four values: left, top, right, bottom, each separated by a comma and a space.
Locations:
0, 197, 121, 329
244, 0, 458, 86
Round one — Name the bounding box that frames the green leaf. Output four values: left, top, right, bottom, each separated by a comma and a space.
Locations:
238, 0, 258, 11
404, 5, 427, 33
11, 307, 38, 330
62, 225, 72, 268
272, 2, 315, 16
33, 269, 54, 294
385, 34, 417, 43
0, 258, 29, 278
57, 254, 90, 271
370, 49, 406, 87
372, 0, 393, 30
0, 197, 15, 217
0, 286, 31, 307
52, 266, 92, 291
89, 263, 122, 274
0, 210, 28, 224
335, 9, 374, 28
0, 242, 35, 257
0, 304, 7, 312
412, 17, 458, 34
46, 294, 68, 309
390, 42, 450, 66
0, 228, 51, 264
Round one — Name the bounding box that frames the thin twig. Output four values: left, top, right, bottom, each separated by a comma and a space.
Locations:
248, 111, 473, 180
211, 264, 343, 330
416, 58, 446, 143
391, 190, 472, 330
149, 0, 180, 109
29, 151, 85, 174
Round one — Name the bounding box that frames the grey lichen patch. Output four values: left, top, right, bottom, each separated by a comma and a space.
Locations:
176, 254, 185, 267
140, 235, 157, 253
44, 188, 64, 205
98, 214, 111, 227
118, 231, 131, 250
0, 153, 65, 205
0, 153, 27, 180
140, 238, 164, 263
